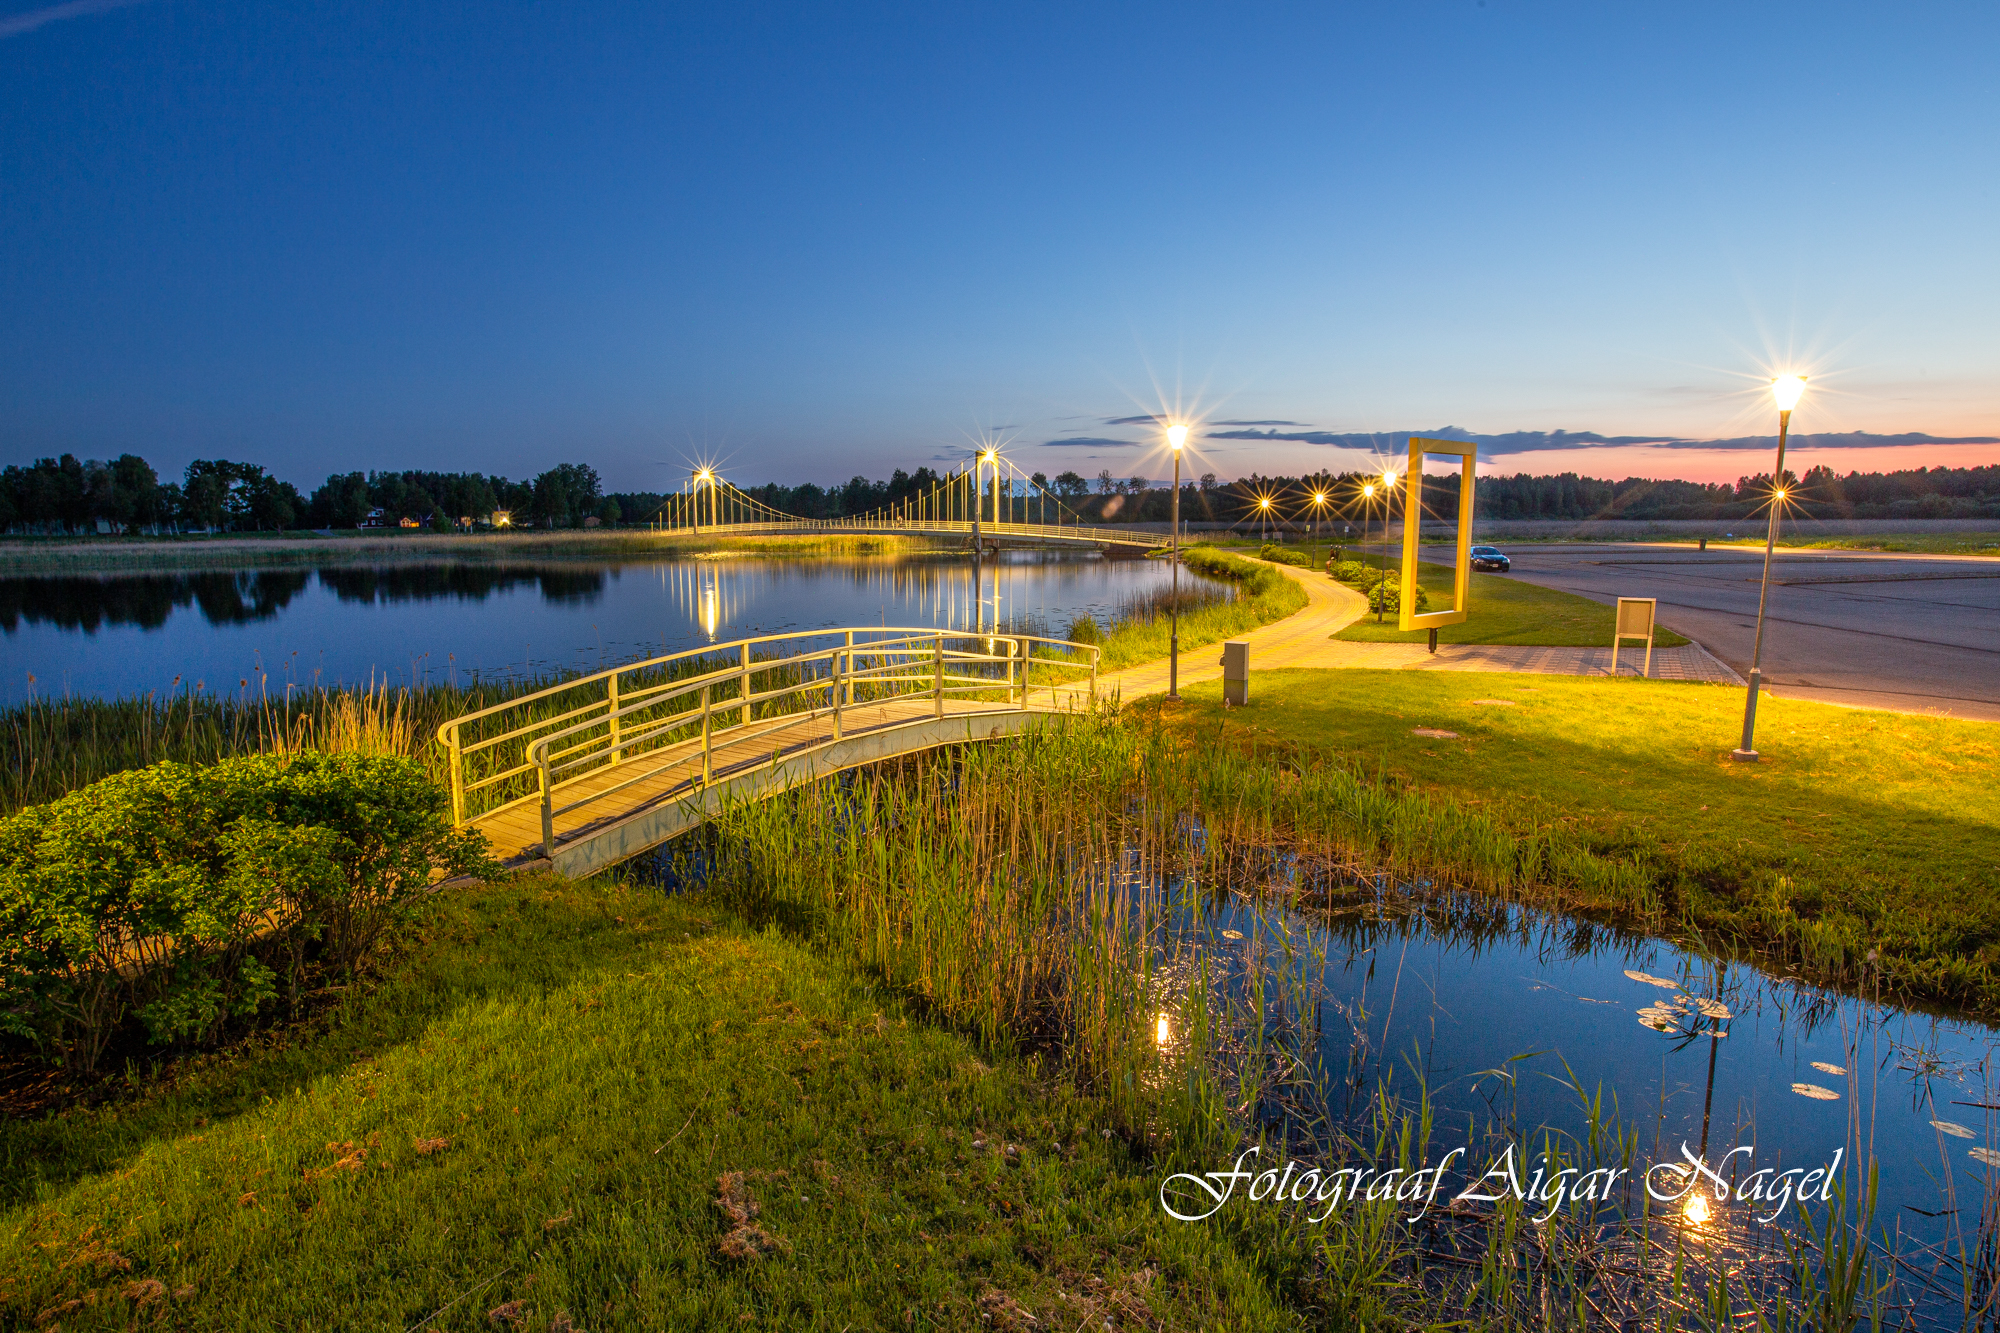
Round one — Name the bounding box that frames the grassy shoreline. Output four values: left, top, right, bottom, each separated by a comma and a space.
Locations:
0, 872, 1296, 1330
1149, 669, 2000, 1016
0, 530, 935, 572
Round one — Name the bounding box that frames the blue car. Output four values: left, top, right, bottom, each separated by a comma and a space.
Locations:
1470, 545, 1511, 571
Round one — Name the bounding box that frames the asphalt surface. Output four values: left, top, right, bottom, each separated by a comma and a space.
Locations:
1478, 545, 2000, 721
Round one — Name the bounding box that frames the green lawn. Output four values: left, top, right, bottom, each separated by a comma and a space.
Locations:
1149, 670, 2000, 1011
1331, 561, 1688, 647
1655, 531, 2000, 557
0, 875, 1294, 1331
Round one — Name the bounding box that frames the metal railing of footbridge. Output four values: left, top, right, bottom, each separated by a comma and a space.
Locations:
435, 626, 1102, 852
655, 517, 1174, 549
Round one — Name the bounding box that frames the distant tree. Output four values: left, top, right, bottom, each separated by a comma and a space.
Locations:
531, 463, 602, 528
1053, 471, 1088, 500
1095, 470, 1115, 495
596, 497, 621, 527
180, 460, 232, 531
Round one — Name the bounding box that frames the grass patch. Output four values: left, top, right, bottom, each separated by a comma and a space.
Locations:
1148, 669, 2000, 1011
0, 531, 927, 573
1332, 561, 1688, 647
1654, 531, 2000, 557
0, 873, 1291, 1330
1090, 547, 1309, 672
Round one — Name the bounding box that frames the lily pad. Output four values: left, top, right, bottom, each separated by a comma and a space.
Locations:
1932, 1120, 1975, 1139
1791, 1083, 1840, 1101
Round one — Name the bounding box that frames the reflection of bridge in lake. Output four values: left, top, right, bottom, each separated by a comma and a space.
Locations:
440, 626, 1100, 877
659, 550, 1163, 641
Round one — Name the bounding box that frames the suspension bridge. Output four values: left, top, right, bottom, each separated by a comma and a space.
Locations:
437, 625, 1102, 878
647, 455, 1174, 552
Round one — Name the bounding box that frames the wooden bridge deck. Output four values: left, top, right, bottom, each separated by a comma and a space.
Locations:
471, 693, 1055, 879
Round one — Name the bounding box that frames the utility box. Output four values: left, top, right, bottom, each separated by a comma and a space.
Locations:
1220, 640, 1250, 706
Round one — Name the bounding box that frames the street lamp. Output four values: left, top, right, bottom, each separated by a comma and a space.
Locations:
1379, 468, 1398, 572
1361, 482, 1376, 571
1731, 375, 1807, 762
1166, 423, 1188, 701
1308, 489, 1329, 568
1257, 494, 1273, 543
693, 468, 714, 532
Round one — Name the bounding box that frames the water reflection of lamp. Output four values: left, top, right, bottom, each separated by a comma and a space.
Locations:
1155, 1011, 1172, 1048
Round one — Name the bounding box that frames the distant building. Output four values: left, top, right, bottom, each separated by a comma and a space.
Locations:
398, 516, 420, 529
360, 508, 389, 528
490, 509, 514, 528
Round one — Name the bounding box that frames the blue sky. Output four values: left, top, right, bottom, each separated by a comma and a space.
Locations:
2, 0, 1995, 491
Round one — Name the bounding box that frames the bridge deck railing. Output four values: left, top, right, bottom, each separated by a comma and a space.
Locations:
653, 518, 1170, 547
435, 626, 1100, 848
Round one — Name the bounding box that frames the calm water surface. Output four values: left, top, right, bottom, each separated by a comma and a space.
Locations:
0, 551, 1195, 702
1172, 871, 2000, 1322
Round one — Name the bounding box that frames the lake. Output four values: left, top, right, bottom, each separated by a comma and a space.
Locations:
0, 549, 1201, 703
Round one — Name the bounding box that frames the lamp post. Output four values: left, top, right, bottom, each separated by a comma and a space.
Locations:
1379, 468, 1398, 572
1257, 495, 1273, 544
1167, 423, 1187, 701
1309, 489, 1329, 569
693, 468, 713, 533
1361, 482, 1375, 571
1731, 375, 1807, 762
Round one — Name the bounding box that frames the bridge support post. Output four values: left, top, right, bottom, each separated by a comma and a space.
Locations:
843, 630, 854, 711
1015, 637, 1028, 706
608, 670, 621, 767
740, 642, 752, 727
933, 633, 944, 718
447, 724, 464, 826
832, 642, 844, 742
538, 749, 553, 856
700, 685, 713, 785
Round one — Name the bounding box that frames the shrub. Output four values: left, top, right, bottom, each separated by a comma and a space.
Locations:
1366, 581, 1430, 615
1257, 543, 1311, 568
1065, 613, 1102, 645
0, 752, 494, 1070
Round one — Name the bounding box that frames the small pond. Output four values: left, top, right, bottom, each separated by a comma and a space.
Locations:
1151, 860, 2000, 1325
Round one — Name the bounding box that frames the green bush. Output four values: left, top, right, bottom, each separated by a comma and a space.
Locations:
0, 752, 494, 1070
1366, 581, 1430, 615
1329, 559, 1367, 584
1256, 543, 1311, 568
1065, 613, 1102, 645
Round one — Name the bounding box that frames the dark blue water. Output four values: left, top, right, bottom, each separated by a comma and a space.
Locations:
0, 550, 1197, 702
1181, 883, 2000, 1316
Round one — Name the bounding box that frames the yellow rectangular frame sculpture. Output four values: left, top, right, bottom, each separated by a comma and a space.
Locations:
1398, 437, 1478, 633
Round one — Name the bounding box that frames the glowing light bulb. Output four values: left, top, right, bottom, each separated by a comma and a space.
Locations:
1771, 375, 1808, 412
1362, 484, 1375, 498
1312, 492, 1326, 505
1383, 469, 1398, 487
1683, 1193, 1712, 1226
1166, 424, 1189, 452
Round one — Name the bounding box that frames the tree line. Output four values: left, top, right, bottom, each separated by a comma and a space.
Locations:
0, 456, 618, 534
3, 450, 1994, 534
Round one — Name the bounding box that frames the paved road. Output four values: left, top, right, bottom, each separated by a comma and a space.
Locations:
1468, 545, 2000, 721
